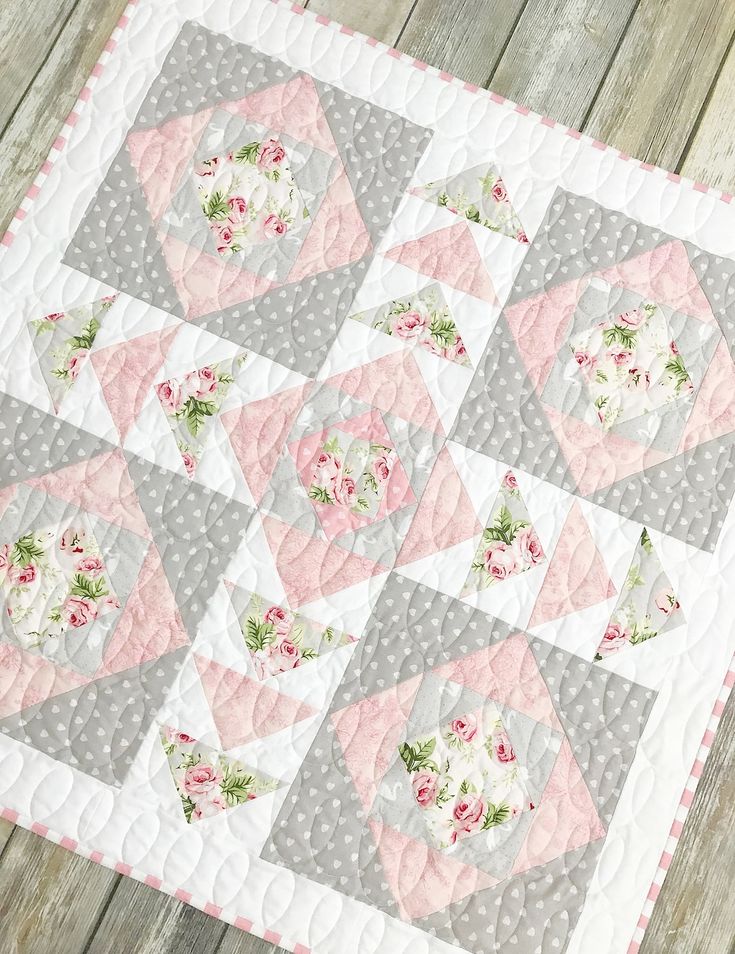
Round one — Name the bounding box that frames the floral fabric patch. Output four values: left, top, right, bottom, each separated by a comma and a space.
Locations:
160, 726, 280, 823
569, 301, 694, 431
194, 136, 309, 256
228, 586, 355, 679
0, 518, 119, 650
155, 357, 243, 478
29, 296, 117, 410
350, 285, 471, 367
414, 164, 528, 243
308, 427, 397, 521
462, 470, 546, 595
595, 528, 684, 660
398, 700, 533, 851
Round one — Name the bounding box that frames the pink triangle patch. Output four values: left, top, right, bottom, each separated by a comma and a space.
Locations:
325, 351, 444, 435
511, 738, 606, 876
529, 502, 616, 627
262, 515, 389, 608
91, 326, 180, 444
0, 643, 89, 719
433, 632, 562, 732
221, 383, 311, 505
679, 337, 735, 452
331, 675, 422, 813
369, 819, 498, 921
385, 222, 496, 304
397, 446, 481, 566
195, 655, 317, 748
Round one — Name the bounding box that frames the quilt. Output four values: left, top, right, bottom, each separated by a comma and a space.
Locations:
0, 1, 734, 952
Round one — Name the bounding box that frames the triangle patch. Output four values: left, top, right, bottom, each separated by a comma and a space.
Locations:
194, 655, 317, 748
595, 527, 684, 660
413, 163, 529, 244
462, 470, 546, 595
529, 502, 616, 627
385, 222, 496, 303
159, 725, 280, 823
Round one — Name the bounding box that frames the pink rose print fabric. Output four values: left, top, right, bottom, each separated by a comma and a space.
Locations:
160, 726, 279, 823
413, 163, 529, 243
29, 295, 117, 411
194, 136, 308, 256
155, 356, 244, 478
568, 300, 694, 431
230, 587, 355, 680
350, 284, 472, 368
398, 700, 533, 851
463, 470, 546, 595
595, 528, 684, 661
308, 428, 398, 521
0, 517, 119, 650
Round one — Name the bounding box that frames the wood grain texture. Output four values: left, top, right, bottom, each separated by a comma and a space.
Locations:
396, 0, 527, 88
217, 926, 289, 954
488, 0, 639, 127
85, 876, 231, 954
678, 34, 735, 192
0, 827, 118, 954
0, 818, 15, 856
583, 0, 735, 169
304, 0, 414, 46
0, 0, 130, 235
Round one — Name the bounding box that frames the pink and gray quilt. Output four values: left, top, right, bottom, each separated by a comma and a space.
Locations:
0, 2, 733, 952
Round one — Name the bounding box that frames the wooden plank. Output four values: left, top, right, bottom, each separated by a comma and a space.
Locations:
396, 0, 527, 88
0, 818, 15, 857
583, 0, 735, 169
85, 876, 229, 954
0, 827, 118, 954
0, 0, 130, 235
217, 925, 288, 954
678, 36, 735, 192
304, 0, 414, 46
640, 690, 735, 954
0, 0, 77, 135
488, 0, 638, 127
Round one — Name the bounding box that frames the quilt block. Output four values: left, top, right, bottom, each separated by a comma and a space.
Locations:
0, 2, 734, 954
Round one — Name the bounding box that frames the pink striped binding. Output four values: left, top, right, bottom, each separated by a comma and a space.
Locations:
0, 1, 733, 952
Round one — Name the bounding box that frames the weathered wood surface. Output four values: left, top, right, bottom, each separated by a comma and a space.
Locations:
0, 0, 734, 952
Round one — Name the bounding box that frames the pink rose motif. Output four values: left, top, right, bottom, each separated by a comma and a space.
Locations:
617, 308, 646, 329
412, 771, 438, 808
216, 223, 235, 253
44, 312, 65, 322
60, 528, 86, 554
392, 309, 427, 340
192, 791, 228, 820
493, 731, 516, 763
670, 340, 679, 355
452, 793, 485, 838
312, 451, 341, 489
184, 763, 221, 797
443, 338, 468, 363
270, 637, 300, 672
165, 726, 196, 745
513, 526, 544, 566
263, 605, 293, 638
517, 230, 530, 244
61, 595, 97, 628
194, 366, 218, 397
573, 350, 596, 373
8, 563, 36, 586
156, 379, 184, 416
491, 181, 508, 203
655, 587, 680, 616
502, 471, 518, 491
194, 157, 219, 177
257, 138, 286, 171
451, 713, 477, 742
262, 213, 288, 239
67, 350, 88, 380
599, 621, 630, 655
76, 555, 104, 578
372, 454, 392, 483
0, 544, 10, 577
101, 594, 121, 611
608, 347, 633, 367
483, 542, 519, 582
626, 367, 651, 391
336, 475, 357, 508
181, 452, 197, 478
227, 195, 248, 221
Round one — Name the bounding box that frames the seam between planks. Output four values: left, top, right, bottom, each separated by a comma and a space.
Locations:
481, 0, 533, 90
